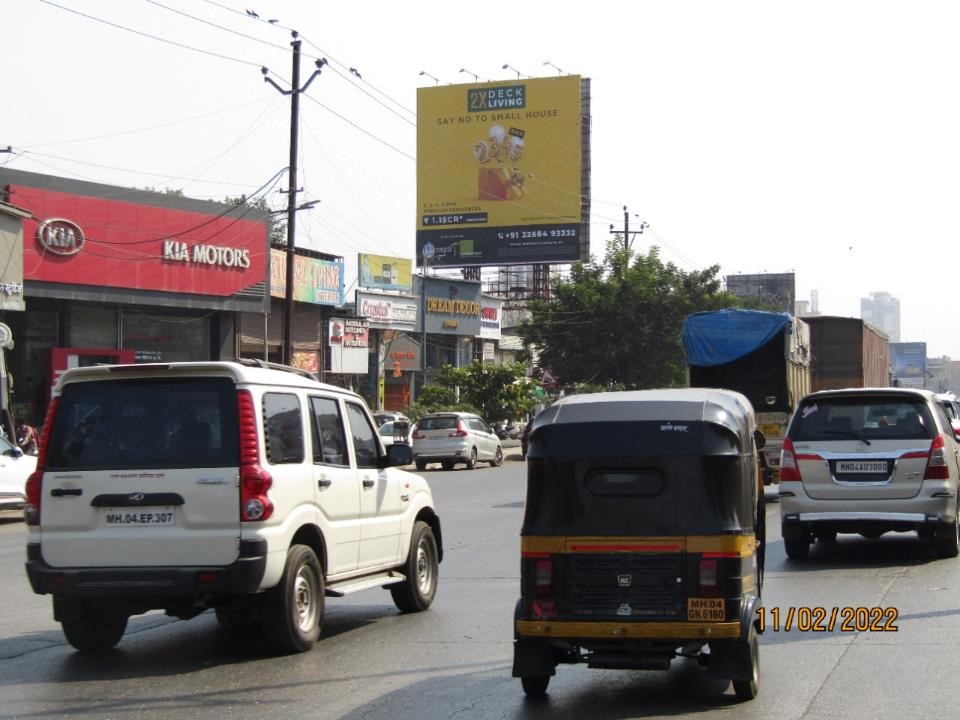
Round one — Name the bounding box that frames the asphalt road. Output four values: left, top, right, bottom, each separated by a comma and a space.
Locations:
0, 448, 958, 719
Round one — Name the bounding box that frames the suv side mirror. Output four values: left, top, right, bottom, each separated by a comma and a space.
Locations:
381, 442, 413, 468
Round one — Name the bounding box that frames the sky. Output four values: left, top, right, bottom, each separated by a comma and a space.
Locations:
4, 1, 960, 357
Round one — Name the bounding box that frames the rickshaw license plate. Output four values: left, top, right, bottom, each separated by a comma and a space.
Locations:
688, 598, 725, 621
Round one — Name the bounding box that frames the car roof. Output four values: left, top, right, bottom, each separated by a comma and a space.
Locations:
53, 360, 364, 402
801, 387, 936, 402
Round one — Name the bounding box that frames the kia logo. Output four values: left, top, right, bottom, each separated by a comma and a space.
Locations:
37, 218, 85, 256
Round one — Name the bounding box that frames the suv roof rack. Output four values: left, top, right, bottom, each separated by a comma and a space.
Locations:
235, 358, 318, 382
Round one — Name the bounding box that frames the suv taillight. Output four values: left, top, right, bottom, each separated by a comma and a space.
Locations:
924, 434, 950, 480
779, 437, 802, 482
412, 428, 425, 439
450, 420, 469, 438
24, 397, 59, 526
237, 390, 273, 522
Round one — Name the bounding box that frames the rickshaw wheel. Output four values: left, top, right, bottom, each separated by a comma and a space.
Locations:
521, 675, 550, 697
732, 631, 759, 701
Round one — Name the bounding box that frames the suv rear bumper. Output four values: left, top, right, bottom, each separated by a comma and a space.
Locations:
25, 539, 267, 597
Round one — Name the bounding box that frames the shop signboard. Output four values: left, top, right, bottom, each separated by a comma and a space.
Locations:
479, 296, 502, 339
271, 249, 345, 306
329, 317, 369, 374
356, 290, 418, 329
414, 276, 483, 336
5, 173, 268, 302
416, 76, 586, 267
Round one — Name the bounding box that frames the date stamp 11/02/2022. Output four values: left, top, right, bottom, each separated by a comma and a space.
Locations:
757, 606, 899, 632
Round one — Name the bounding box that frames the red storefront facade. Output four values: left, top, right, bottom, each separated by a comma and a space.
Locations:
0, 168, 270, 424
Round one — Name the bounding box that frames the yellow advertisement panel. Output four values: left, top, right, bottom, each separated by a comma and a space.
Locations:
417, 76, 583, 267
358, 253, 413, 293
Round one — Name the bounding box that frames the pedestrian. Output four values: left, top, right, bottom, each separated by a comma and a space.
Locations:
15, 417, 39, 455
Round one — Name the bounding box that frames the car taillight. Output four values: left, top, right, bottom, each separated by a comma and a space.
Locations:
237, 390, 273, 522
924, 434, 950, 480
698, 557, 720, 597
449, 420, 468, 438
24, 397, 59, 527
779, 437, 802, 482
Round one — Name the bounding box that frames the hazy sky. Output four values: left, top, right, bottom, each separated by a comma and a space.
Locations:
5, 1, 959, 356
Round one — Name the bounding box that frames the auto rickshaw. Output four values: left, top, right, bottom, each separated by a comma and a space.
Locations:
512, 388, 765, 699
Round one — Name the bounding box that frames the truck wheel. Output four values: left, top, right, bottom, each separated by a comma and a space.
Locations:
391, 521, 439, 612
732, 631, 759, 701
62, 612, 128, 653
521, 675, 550, 697
268, 544, 324, 653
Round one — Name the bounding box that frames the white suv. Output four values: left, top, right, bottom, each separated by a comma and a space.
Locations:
24, 360, 442, 654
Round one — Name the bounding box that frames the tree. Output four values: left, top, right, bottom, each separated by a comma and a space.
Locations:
223, 194, 286, 246
406, 361, 537, 422
520, 240, 740, 391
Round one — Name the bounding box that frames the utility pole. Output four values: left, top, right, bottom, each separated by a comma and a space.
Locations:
609, 205, 648, 250
262, 32, 325, 365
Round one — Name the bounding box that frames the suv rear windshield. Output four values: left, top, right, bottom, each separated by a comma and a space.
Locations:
45, 377, 239, 470
789, 396, 937, 442
419, 416, 459, 430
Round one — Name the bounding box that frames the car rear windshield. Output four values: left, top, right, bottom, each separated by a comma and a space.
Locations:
45, 377, 239, 470
789, 396, 937, 441
419, 416, 458, 430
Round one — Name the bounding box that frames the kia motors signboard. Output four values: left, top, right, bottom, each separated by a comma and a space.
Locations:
416, 75, 589, 267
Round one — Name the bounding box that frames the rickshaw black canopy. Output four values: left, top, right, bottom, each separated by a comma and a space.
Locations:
523, 389, 760, 537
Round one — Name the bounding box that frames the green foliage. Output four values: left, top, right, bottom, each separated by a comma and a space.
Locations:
224, 194, 285, 245
520, 244, 739, 391
407, 361, 537, 422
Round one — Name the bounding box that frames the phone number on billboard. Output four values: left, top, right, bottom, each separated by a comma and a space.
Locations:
497, 229, 577, 240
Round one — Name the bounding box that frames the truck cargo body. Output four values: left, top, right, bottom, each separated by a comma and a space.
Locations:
803, 316, 890, 391
682, 310, 811, 483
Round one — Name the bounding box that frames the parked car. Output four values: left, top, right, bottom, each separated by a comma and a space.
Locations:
935, 392, 960, 434
780, 387, 960, 559
24, 360, 442, 654
373, 411, 410, 428
379, 420, 413, 446
0, 434, 37, 512
412, 412, 503, 471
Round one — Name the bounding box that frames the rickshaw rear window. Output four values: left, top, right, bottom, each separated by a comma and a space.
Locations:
585, 470, 665, 497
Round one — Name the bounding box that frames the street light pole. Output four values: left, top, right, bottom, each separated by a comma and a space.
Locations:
420, 244, 435, 394
262, 32, 325, 365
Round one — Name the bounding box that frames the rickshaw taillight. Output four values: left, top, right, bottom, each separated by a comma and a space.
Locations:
698, 558, 720, 597
923, 434, 950, 480
779, 437, 802, 482
534, 559, 554, 596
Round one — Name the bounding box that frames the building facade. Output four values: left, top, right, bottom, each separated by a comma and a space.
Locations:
860, 291, 901, 343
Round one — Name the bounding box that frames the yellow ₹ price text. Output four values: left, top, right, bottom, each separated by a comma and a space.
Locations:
758, 606, 899, 633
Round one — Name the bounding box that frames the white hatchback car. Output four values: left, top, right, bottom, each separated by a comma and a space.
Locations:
412, 412, 503, 471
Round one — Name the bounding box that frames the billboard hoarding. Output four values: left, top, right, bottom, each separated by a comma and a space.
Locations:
416, 76, 586, 267
891, 342, 926, 388
271, 249, 344, 306
358, 254, 413, 293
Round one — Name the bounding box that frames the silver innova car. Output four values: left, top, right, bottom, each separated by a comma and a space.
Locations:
780, 387, 960, 560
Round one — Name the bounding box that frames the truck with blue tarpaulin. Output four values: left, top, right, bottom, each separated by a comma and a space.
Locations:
682, 309, 811, 483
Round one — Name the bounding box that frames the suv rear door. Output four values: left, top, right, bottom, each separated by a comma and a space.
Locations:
788, 394, 938, 501
40, 374, 241, 568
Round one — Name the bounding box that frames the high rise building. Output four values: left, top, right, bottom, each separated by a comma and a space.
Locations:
860, 291, 900, 342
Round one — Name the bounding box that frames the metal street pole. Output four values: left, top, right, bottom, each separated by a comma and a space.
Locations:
420, 244, 434, 393
262, 32, 325, 365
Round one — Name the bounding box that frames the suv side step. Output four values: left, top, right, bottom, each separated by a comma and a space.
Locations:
326, 571, 406, 597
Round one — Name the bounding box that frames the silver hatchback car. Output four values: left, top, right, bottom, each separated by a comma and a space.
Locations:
412, 412, 504, 471
780, 388, 960, 559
